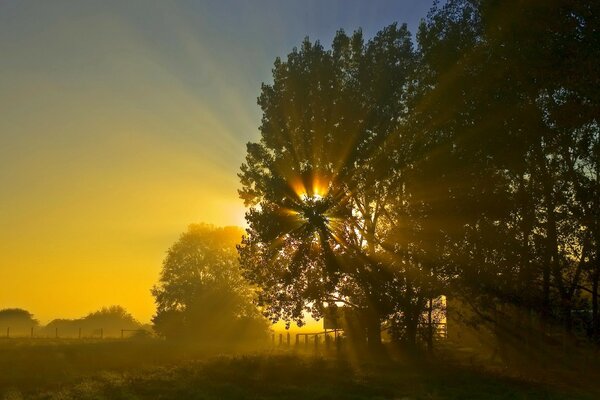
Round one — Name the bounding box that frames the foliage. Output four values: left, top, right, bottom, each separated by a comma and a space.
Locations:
84, 305, 140, 326
42, 305, 141, 338
152, 224, 268, 343
0, 308, 38, 335
414, 0, 600, 340
238, 24, 443, 347
239, 0, 600, 351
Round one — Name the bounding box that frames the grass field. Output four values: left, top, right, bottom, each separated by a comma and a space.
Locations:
1, 338, 598, 400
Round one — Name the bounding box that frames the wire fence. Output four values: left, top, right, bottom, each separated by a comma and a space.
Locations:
0, 327, 150, 340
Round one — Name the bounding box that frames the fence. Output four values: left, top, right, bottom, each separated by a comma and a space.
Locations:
270, 330, 342, 351
0, 327, 150, 339
419, 321, 448, 340
269, 322, 448, 351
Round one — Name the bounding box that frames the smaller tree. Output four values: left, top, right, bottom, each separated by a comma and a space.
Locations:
152, 224, 268, 343
42, 305, 141, 338
83, 305, 141, 337
0, 308, 38, 336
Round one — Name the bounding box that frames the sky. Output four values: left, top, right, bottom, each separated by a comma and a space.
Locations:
0, 0, 435, 324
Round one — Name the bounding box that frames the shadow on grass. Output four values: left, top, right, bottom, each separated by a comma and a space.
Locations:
0, 339, 598, 399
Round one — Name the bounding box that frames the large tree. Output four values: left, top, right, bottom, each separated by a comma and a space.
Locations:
415, 0, 600, 347
240, 0, 600, 353
237, 24, 441, 348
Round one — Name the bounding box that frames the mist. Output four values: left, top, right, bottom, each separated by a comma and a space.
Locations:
2, 0, 600, 399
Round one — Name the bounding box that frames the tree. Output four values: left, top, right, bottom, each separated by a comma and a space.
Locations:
415, 0, 600, 349
152, 224, 267, 343
83, 305, 141, 337
240, 0, 599, 354
0, 308, 38, 336
238, 25, 440, 350
42, 305, 141, 338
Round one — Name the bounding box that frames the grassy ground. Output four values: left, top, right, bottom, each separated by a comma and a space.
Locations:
0, 338, 598, 400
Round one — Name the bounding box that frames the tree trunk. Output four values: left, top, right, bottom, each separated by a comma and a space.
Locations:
592, 264, 599, 343
427, 298, 434, 353
542, 260, 550, 324
563, 298, 573, 334
405, 310, 419, 350
364, 308, 382, 353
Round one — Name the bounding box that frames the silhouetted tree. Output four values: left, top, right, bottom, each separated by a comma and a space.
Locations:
415, 0, 600, 348
152, 224, 268, 343
238, 25, 447, 350
239, 0, 599, 354
42, 305, 141, 338
84, 305, 141, 336
0, 308, 38, 336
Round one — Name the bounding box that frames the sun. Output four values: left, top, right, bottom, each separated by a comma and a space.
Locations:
301, 193, 322, 201
291, 174, 330, 201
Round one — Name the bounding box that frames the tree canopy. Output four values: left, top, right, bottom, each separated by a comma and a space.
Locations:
239, 0, 600, 351
0, 308, 38, 335
239, 23, 427, 347
152, 224, 268, 343
42, 305, 141, 338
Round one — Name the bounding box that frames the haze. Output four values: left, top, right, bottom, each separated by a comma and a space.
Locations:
0, 0, 431, 323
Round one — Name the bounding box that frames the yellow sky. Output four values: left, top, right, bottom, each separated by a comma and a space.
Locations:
0, 7, 253, 324
0, 109, 249, 323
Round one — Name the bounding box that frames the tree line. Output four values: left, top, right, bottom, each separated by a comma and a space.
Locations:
0, 306, 145, 338
237, 0, 600, 352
